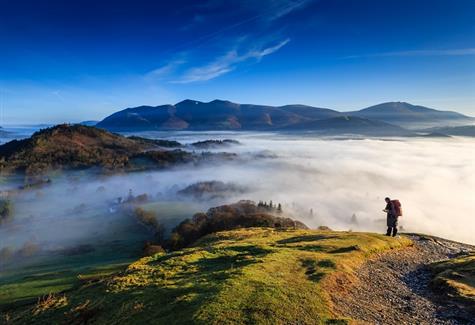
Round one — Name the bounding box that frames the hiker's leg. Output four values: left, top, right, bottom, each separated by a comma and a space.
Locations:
392, 227, 398, 237
392, 217, 399, 237
386, 227, 392, 236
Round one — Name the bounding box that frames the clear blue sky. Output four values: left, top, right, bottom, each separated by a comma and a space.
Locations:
1, 0, 474, 124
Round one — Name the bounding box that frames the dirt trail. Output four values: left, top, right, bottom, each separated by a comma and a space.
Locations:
330, 235, 475, 325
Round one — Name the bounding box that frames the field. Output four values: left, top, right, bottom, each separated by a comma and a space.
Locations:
0, 201, 202, 310
3, 228, 411, 324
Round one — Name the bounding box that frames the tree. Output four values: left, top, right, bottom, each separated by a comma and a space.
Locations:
277, 203, 282, 213
168, 232, 184, 250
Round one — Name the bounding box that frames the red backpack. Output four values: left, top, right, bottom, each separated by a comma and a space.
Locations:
391, 200, 403, 217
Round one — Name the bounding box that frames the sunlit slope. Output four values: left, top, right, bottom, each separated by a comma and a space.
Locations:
430, 254, 475, 309
9, 228, 411, 324
0, 124, 190, 175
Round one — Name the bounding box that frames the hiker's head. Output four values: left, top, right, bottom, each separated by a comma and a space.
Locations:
385, 197, 390, 203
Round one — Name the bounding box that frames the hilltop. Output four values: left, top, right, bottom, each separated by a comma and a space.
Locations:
348, 102, 472, 129
0, 124, 196, 175
3, 227, 473, 324
3, 228, 411, 324
95, 100, 473, 133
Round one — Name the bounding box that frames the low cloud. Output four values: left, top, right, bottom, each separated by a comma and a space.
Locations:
2, 133, 473, 271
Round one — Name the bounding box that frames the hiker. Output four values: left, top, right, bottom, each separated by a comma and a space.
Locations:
384, 197, 398, 237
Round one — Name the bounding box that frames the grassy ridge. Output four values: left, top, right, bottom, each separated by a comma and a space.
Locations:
4, 228, 411, 324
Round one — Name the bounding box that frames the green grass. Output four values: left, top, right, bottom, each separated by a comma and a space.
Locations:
0, 244, 139, 309
430, 254, 475, 308
0, 200, 202, 310
3, 228, 411, 324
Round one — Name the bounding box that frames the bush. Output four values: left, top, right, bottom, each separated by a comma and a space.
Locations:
142, 242, 165, 256
134, 194, 148, 204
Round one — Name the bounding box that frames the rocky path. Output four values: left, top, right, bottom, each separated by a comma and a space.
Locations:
330, 235, 475, 325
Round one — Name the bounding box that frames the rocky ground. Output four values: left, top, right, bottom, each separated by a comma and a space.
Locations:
330, 234, 475, 325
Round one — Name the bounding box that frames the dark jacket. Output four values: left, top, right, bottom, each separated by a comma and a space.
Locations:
386, 201, 398, 227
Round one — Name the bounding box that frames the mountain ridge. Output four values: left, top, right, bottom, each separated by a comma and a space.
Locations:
96, 100, 473, 133
348, 101, 471, 128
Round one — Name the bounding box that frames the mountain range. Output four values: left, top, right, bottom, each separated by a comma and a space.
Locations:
95, 100, 473, 135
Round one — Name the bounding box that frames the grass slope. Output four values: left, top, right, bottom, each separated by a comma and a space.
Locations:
0, 201, 201, 309
430, 254, 475, 309
4, 228, 411, 324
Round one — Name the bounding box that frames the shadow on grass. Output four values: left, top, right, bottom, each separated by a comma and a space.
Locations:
192, 245, 273, 274
329, 245, 360, 254
224, 245, 273, 256
276, 235, 338, 245
294, 245, 327, 252
147, 250, 196, 266
302, 258, 336, 283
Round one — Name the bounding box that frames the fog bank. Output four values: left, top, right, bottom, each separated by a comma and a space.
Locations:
1, 132, 474, 266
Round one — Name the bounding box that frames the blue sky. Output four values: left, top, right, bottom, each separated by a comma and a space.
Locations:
1, 0, 474, 124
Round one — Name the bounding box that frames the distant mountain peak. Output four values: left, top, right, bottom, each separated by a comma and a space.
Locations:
210, 99, 234, 104
350, 101, 472, 128
176, 99, 203, 106
95, 99, 472, 132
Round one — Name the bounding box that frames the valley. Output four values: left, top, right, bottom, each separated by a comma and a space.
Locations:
0, 124, 474, 324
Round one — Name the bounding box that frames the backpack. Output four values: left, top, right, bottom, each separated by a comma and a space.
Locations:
391, 200, 403, 217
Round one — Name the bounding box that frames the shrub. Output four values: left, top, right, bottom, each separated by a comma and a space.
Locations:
142, 242, 165, 256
